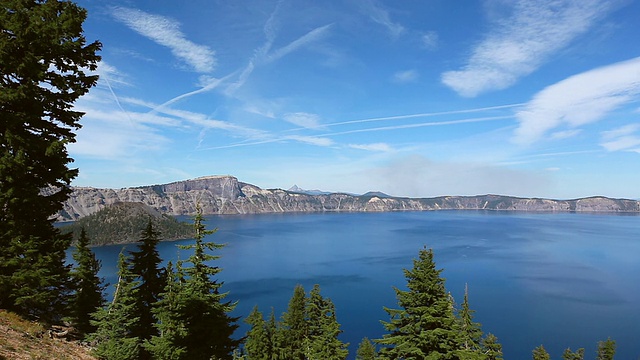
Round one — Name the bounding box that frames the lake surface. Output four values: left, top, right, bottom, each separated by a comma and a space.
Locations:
90, 211, 640, 359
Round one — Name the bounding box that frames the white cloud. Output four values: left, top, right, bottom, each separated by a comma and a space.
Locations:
285, 135, 334, 147
600, 124, 640, 152
513, 56, 640, 145
441, 0, 612, 97
348, 143, 392, 152
421, 31, 438, 50
283, 112, 324, 129
112, 7, 216, 73
359, 0, 404, 37
392, 69, 419, 83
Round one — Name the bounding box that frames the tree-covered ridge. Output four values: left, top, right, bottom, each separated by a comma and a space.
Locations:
60, 202, 193, 246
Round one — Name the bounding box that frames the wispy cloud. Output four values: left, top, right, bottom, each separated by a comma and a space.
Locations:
266, 24, 333, 63
284, 135, 334, 147
600, 124, 640, 152
349, 143, 392, 152
112, 7, 216, 73
359, 0, 404, 37
421, 31, 438, 50
513, 56, 640, 145
441, 0, 613, 97
392, 69, 419, 83
283, 112, 324, 129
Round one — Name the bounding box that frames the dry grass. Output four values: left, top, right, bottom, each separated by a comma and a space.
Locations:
0, 310, 97, 360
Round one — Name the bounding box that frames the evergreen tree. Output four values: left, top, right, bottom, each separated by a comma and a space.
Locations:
146, 261, 186, 360
532, 345, 550, 360
244, 306, 271, 360
267, 308, 285, 360
304, 284, 349, 360
356, 337, 378, 360
90, 251, 142, 360
130, 219, 166, 351
0, 0, 100, 322
596, 338, 616, 360
563, 347, 585, 360
481, 334, 503, 360
454, 284, 485, 358
280, 284, 308, 360
69, 227, 105, 338
148, 205, 239, 360
376, 247, 460, 359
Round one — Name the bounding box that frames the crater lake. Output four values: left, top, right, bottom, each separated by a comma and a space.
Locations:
89, 211, 640, 359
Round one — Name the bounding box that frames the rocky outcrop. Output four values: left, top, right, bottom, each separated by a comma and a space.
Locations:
57, 175, 640, 221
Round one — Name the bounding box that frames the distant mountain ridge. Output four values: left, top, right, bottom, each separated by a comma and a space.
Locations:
57, 175, 640, 221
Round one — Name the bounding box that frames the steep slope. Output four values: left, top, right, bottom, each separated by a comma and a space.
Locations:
57, 175, 640, 221
59, 202, 193, 245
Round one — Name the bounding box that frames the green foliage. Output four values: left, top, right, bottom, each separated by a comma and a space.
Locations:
563, 347, 585, 360
356, 337, 378, 360
244, 306, 272, 360
280, 284, 308, 360
596, 338, 616, 360
532, 345, 550, 360
304, 284, 349, 360
481, 334, 503, 360
69, 228, 105, 338
454, 284, 486, 359
376, 247, 461, 359
60, 202, 193, 246
147, 205, 240, 360
0, 0, 100, 322
89, 252, 142, 360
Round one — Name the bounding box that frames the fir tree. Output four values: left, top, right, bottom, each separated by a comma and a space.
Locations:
146, 261, 186, 360
481, 334, 503, 360
267, 308, 285, 360
596, 338, 616, 360
304, 284, 349, 360
376, 247, 460, 359
563, 347, 585, 360
356, 337, 378, 360
454, 284, 485, 358
0, 0, 100, 322
148, 205, 239, 360
280, 284, 308, 360
90, 251, 142, 360
244, 306, 271, 360
532, 345, 550, 360
129, 219, 166, 352
69, 227, 105, 338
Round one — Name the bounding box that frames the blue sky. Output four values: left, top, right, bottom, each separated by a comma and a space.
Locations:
70, 0, 640, 199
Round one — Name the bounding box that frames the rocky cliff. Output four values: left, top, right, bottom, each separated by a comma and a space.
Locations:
57, 175, 640, 221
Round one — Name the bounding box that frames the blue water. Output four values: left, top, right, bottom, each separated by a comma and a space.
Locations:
89, 211, 640, 359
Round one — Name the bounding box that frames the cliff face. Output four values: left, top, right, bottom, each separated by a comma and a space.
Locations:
57, 175, 640, 221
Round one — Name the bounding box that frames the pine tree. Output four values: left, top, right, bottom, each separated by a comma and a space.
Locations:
267, 308, 285, 360
69, 227, 105, 338
356, 337, 378, 360
596, 338, 616, 360
532, 345, 550, 360
563, 347, 585, 360
146, 261, 186, 360
147, 205, 240, 360
244, 306, 271, 360
454, 284, 487, 359
130, 219, 166, 351
280, 284, 308, 360
89, 251, 142, 360
481, 334, 503, 360
376, 247, 460, 359
304, 284, 349, 360
0, 0, 100, 322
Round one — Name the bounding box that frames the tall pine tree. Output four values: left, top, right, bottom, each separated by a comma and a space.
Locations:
376, 247, 460, 359
304, 284, 349, 360
90, 251, 142, 360
69, 227, 105, 338
280, 284, 308, 360
244, 306, 272, 360
0, 0, 100, 322
129, 219, 166, 352
454, 284, 486, 359
148, 205, 239, 360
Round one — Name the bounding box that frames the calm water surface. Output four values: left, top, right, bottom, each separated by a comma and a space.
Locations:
91, 211, 640, 360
